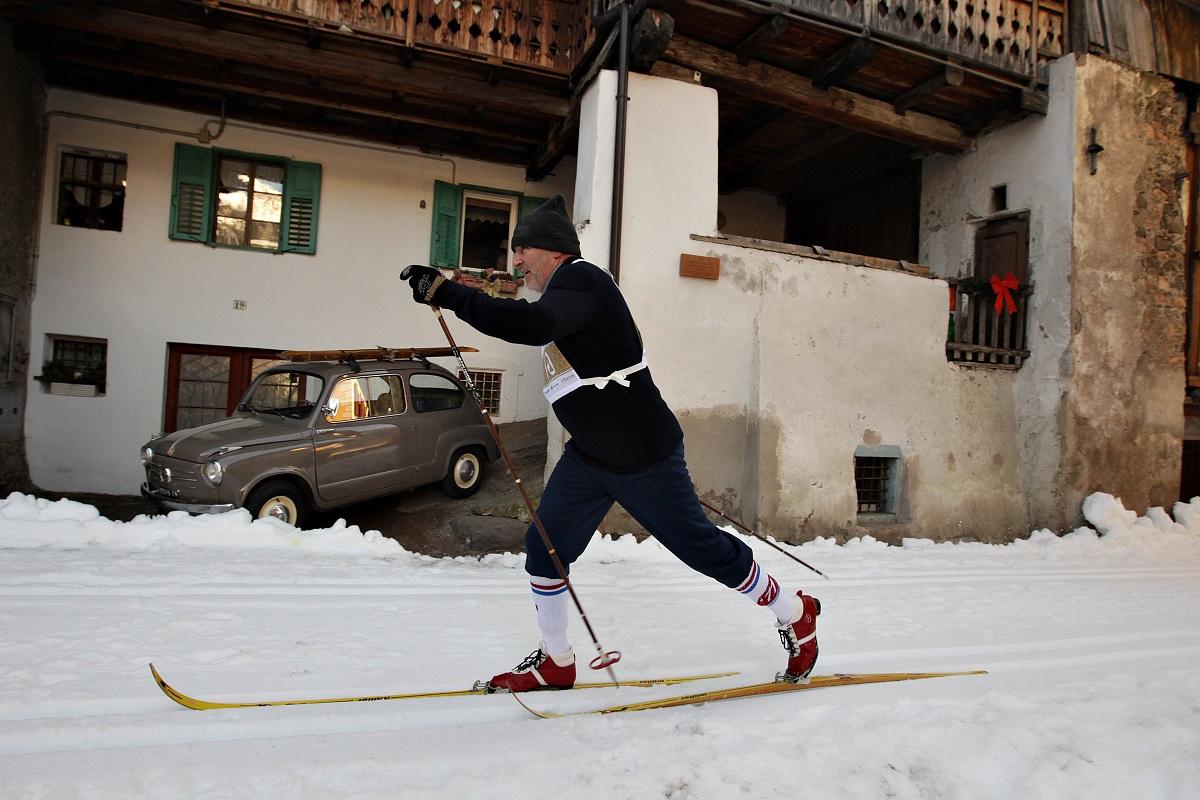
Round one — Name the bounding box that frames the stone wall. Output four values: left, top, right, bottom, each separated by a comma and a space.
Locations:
0, 21, 43, 490
1065, 55, 1190, 514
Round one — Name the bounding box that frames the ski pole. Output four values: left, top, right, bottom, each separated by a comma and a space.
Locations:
698, 497, 830, 580
426, 304, 622, 680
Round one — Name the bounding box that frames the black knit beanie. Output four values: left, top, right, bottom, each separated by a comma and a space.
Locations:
510, 194, 581, 256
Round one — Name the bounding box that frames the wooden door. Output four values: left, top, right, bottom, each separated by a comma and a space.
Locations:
164, 343, 283, 432
974, 213, 1030, 284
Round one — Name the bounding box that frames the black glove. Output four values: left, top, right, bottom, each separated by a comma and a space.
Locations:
401, 264, 446, 305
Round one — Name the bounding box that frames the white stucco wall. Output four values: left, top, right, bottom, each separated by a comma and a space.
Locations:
28, 90, 569, 493
920, 55, 1077, 528
567, 70, 1028, 540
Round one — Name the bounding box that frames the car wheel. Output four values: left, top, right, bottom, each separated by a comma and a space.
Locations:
442, 447, 485, 498
245, 480, 308, 528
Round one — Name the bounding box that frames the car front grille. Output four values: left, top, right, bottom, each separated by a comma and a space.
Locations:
145, 456, 202, 497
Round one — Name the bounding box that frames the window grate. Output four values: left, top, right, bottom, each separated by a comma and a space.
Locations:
459, 369, 502, 414
855, 456, 891, 513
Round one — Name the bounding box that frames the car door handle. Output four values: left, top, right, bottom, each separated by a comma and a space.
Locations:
314, 428, 335, 434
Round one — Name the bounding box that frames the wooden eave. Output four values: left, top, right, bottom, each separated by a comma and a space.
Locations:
3, 0, 1054, 195
1, 0, 573, 168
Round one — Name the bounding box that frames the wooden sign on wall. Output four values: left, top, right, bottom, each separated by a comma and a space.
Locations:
679, 253, 720, 280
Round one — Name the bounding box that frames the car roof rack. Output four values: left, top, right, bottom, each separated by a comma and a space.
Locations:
278, 346, 479, 366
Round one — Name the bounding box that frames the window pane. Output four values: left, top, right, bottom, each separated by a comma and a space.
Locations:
410, 373, 465, 412
326, 377, 369, 422
216, 216, 246, 245
461, 196, 512, 270
176, 353, 230, 429
218, 189, 248, 218
365, 375, 405, 416
252, 193, 282, 223
250, 221, 280, 249
254, 165, 284, 195
219, 160, 251, 190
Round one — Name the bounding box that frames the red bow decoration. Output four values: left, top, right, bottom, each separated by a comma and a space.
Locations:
990, 272, 1019, 315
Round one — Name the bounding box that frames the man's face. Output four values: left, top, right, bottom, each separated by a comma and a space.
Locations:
514, 246, 567, 293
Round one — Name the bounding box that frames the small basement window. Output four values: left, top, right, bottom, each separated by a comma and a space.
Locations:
854, 445, 903, 518
57, 148, 127, 231
38, 335, 108, 396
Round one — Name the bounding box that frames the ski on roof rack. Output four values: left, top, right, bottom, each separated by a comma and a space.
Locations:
278, 346, 478, 363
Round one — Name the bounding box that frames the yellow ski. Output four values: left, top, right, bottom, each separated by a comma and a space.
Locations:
512, 670, 988, 718
148, 663, 738, 711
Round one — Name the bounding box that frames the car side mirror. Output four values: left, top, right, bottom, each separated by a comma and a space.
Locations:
322, 397, 340, 417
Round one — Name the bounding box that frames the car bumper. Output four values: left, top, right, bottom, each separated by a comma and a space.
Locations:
141, 484, 235, 515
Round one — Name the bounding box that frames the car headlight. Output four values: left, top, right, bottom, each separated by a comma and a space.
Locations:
202, 461, 224, 485
140, 446, 154, 466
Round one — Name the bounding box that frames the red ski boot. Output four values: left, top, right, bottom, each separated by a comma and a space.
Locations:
486, 646, 576, 693
777, 592, 821, 683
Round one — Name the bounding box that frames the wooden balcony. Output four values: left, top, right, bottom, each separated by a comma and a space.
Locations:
214, 0, 1066, 80
946, 277, 1032, 369
210, 0, 592, 75
779, 0, 1065, 79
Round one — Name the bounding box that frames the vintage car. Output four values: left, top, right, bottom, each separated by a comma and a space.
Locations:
140, 349, 498, 527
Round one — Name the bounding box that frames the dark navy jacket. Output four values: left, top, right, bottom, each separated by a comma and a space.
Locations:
434, 258, 683, 471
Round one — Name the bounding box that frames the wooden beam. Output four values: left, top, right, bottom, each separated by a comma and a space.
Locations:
44, 63, 534, 162
527, 103, 580, 181
663, 36, 972, 153
721, 127, 854, 194
648, 60, 701, 85
892, 65, 965, 115
809, 36, 875, 90
24, 40, 543, 143
719, 104, 786, 152
963, 87, 1050, 136
734, 14, 789, 65
5, 2, 569, 118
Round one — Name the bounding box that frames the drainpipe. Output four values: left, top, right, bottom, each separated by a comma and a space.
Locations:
609, 1, 630, 284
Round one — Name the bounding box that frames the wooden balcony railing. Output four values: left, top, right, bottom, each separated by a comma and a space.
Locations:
946, 276, 1032, 369
784, 0, 1066, 79
214, 0, 591, 74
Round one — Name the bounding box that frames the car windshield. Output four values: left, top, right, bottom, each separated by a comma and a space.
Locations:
241, 370, 325, 418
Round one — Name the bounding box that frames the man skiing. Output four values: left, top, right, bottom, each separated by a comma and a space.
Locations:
403, 195, 819, 692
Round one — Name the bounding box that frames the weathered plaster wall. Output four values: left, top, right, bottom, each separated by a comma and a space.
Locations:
572, 71, 1027, 542
921, 55, 1077, 530
0, 21, 43, 490
1066, 55, 1189, 514
28, 90, 569, 493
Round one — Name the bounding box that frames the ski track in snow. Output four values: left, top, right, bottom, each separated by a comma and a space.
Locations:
1, 492, 1199, 799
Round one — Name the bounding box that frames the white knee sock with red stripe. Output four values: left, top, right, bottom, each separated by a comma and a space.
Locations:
735, 560, 797, 624
529, 575, 571, 655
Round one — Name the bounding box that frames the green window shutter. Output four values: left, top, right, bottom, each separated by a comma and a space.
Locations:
520, 195, 550, 220
169, 143, 214, 242
281, 161, 322, 254
430, 180, 462, 267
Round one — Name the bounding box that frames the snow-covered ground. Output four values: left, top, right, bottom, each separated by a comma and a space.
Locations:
1, 492, 1198, 800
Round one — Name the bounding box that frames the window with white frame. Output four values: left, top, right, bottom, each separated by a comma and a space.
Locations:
430, 182, 547, 273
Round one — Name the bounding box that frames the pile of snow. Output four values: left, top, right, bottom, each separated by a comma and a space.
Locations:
4, 490, 1199, 559
0, 492, 403, 556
